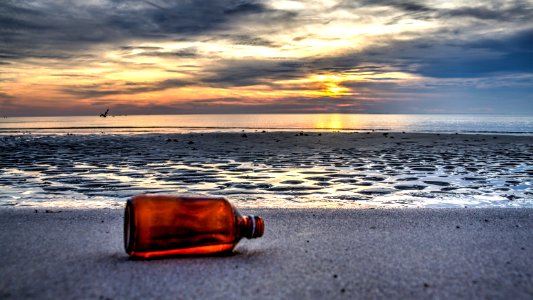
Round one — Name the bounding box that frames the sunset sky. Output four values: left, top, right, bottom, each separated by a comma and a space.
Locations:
1, 0, 532, 116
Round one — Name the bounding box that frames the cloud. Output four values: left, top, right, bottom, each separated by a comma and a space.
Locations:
296, 27, 533, 80
201, 59, 309, 87
137, 47, 199, 58
408, 28, 533, 78
107, 96, 369, 114
162, 24, 532, 91
442, 4, 532, 21
219, 34, 279, 47
339, 0, 533, 22
0, 0, 296, 61
63, 79, 192, 98
1, 0, 532, 115
339, 0, 433, 14
0, 91, 15, 102
0, 91, 18, 112
223, 2, 269, 14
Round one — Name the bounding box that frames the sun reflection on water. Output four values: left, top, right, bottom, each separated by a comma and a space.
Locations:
314, 114, 347, 130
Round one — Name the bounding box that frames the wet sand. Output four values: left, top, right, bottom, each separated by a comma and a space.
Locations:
0, 132, 532, 208
0, 207, 532, 299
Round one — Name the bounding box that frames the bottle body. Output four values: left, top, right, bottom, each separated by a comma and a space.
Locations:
124, 194, 263, 258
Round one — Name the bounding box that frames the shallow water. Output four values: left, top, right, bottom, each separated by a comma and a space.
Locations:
0, 132, 531, 209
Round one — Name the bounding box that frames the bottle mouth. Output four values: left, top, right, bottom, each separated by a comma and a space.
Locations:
248, 215, 264, 238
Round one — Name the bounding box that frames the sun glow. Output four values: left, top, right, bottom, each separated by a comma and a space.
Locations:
321, 81, 351, 97
272, 71, 420, 98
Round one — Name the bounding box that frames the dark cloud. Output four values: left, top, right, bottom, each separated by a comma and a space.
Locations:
199, 55, 369, 88
0, 0, 297, 62
0, 91, 15, 100
224, 2, 268, 15
219, 34, 279, 47
410, 28, 533, 78
202, 59, 309, 86
392, 2, 431, 12
63, 79, 192, 98
344, 0, 435, 18
290, 27, 533, 80
339, 0, 532, 22
138, 48, 199, 58
443, 4, 532, 21
0, 91, 17, 113
1, 1, 125, 60
120, 46, 162, 51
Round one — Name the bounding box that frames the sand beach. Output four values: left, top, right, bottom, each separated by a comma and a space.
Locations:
0, 132, 532, 299
1, 207, 532, 299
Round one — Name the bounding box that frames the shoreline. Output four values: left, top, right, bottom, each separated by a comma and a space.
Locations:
1, 130, 533, 136
1, 207, 532, 299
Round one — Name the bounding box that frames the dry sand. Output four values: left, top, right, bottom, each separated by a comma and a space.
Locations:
0, 207, 532, 299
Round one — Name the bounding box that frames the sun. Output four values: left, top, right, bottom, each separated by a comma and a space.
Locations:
315, 75, 351, 97
321, 81, 351, 97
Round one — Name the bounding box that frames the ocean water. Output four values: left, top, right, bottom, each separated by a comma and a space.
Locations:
1, 114, 532, 135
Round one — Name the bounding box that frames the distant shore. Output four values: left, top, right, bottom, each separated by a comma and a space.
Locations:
1, 207, 532, 299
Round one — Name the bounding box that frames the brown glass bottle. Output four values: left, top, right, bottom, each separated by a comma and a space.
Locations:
124, 194, 264, 258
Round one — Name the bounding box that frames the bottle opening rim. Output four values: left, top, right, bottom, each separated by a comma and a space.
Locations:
247, 215, 264, 238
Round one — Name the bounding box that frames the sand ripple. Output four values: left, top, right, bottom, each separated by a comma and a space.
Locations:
0, 132, 532, 208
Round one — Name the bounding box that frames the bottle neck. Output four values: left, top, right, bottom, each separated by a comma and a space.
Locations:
238, 215, 264, 239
